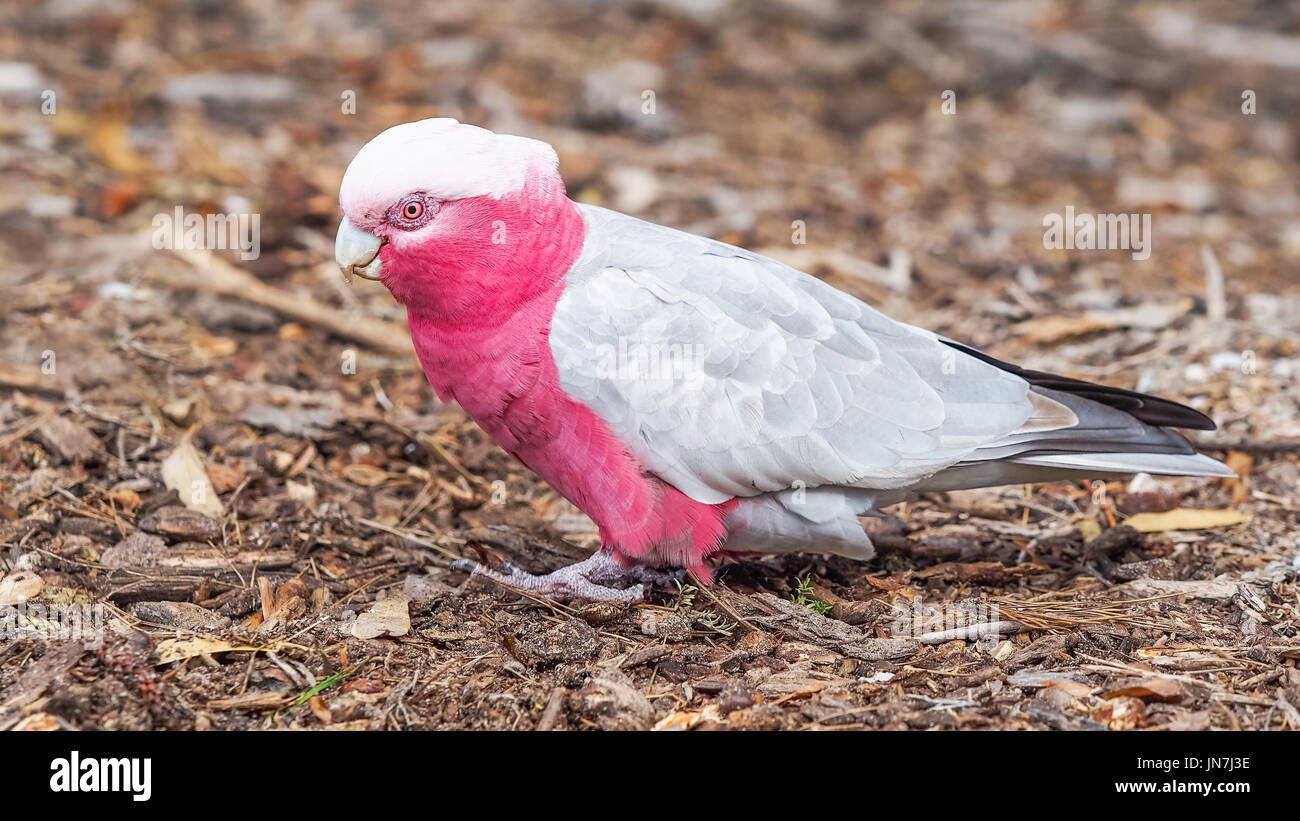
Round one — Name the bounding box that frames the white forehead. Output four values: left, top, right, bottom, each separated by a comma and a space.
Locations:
340, 118, 556, 214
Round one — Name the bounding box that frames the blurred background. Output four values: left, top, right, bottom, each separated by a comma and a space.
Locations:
0, 0, 1298, 730
2, 0, 1297, 435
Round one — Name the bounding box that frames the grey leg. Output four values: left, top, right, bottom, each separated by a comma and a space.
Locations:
453, 550, 682, 603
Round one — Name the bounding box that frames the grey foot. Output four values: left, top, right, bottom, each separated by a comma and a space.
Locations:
453, 551, 681, 603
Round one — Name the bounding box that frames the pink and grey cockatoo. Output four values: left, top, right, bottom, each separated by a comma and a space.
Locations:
335, 119, 1233, 602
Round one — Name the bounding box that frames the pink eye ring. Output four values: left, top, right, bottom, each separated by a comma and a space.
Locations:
388, 194, 437, 229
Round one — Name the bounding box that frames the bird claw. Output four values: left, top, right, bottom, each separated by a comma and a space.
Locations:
453, 551, 677, 603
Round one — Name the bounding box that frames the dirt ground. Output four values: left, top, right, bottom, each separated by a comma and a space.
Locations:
2, 0, 1299, 730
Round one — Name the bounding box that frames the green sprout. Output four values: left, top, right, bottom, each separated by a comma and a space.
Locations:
294, 664, 359, 706
791, 574, 833, 615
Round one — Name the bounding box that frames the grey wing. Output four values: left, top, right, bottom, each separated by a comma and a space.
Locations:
550, 205, 1049, 505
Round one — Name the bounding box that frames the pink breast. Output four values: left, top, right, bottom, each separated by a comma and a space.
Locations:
403, 194, 735, 578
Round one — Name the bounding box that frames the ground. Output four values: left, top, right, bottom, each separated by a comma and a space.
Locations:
2, 0, 1299, 730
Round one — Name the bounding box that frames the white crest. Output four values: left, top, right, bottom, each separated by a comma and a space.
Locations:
340, 118, 557, 217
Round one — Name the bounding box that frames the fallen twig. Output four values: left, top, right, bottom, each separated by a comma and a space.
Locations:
914, 620, 1023, 644
165, 243, 413, 355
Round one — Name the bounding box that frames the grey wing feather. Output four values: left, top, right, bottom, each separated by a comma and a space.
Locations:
551, 205, 1049, 505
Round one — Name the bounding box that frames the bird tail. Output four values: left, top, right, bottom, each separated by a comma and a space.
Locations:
978, 384, 1234, 478
916, 350, 1236, 491
1004, 449, 1235, 478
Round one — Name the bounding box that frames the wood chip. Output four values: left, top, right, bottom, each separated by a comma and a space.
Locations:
1007, 669, 1092, 689
1013, 314, 1117, 344
11, 712, 60, 731
1096, 695, 1147, 730
749, 593, 917, 661
0, 643, 88, 715
36, 416, 99, 463
131, 600, 227, 632
161, 433, 225, 518
342, 463, 388, 487
205, 690, 287, 711
1100, 676, 1185, 702
914, 560, 1048, 584
351, 594, 411, 639
757, 664, 852, 699
1120, 578, 1243, 600
1123, 508, 1245, 532
652, 704, 723, 731
1274, 694, 1300, 730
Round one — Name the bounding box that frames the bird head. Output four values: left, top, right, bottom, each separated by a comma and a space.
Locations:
335, 118, 579, 320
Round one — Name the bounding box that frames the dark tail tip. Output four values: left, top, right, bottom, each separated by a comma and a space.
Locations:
940, 340, 1217, 431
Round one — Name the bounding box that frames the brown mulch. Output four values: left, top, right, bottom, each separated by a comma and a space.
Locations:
2, 0, 1299, 730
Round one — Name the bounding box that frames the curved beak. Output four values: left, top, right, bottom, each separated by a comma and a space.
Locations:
335, 216, 384, 283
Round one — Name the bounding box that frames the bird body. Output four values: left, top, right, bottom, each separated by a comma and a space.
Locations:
336, 119, 1233, 590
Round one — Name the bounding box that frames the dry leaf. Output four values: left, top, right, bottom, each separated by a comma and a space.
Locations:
205, 461, 244, 494
351, 594, 411, 639
1096, 695, 1147, 730
161, 433, 225, 518
1013, 314, 1116, 344
1124, 508, 1245, 532
308, 695, 333, 724
653, 711, 702, 731
285, 442, 317, 478
89, 108, 148, 174
154, 636, 259, 664
12, 712, 60, 731
1052, 680, 1095, 699
161, 396, 198, 426
1224, 451, 1253, 506
1101, 676, 1184, 702
286, 480, 317, 502
1117, 491, 1182, 515
1077, 518, 1102, 543
342, 463, 388, 487
97, 180, 142, 218
1012, 303, 1191, 344
107, 486, 142, 513
0, 571, 43, 606
863, 575, 904, 591
206, 690, 286, 710
191, 334, 238, 357
652, 704, 722, 731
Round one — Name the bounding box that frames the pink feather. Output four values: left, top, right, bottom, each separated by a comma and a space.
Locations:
387, 170, 734, 578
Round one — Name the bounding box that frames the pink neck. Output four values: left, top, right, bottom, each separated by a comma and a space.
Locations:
398, 175, 585, 328
403, 185, 734, 576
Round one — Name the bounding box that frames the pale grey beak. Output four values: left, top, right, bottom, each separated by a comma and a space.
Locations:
335, 215, 384, 282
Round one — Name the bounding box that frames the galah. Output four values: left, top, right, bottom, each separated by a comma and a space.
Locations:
335, 118, 1233, 602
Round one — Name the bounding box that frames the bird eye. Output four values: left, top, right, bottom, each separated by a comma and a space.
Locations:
388, 195, 436, 229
